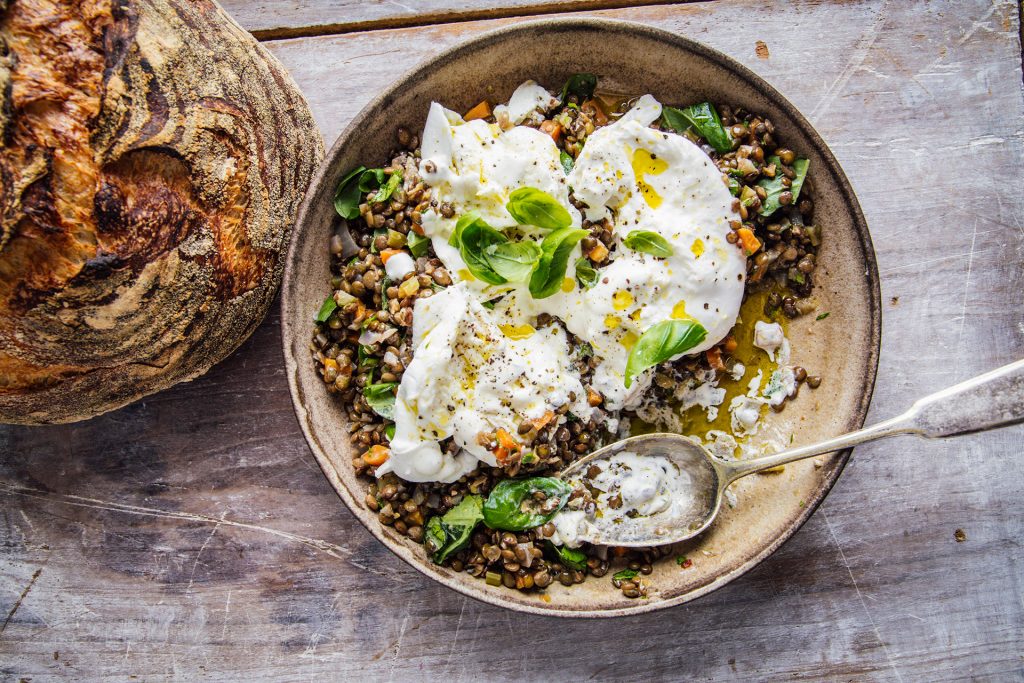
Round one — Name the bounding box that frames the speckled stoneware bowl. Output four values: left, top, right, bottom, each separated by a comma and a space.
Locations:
282, 18, 880, 617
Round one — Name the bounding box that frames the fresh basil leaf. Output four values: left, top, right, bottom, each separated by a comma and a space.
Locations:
546, 541, 588, 570
727, 176, 742, 196
559, 150, 574, 174
758, 156, 809, 217
613, 568, 639, 581
506, 187, 572, 230
315, 296, 337, 323
482, 477, 572, 531
624, 319, 708, 388
661, 102, 732, 154
407, 231, 430, 258
357, 344, 378, 370
622, 230, 674, 258
574, 256, 598, 289
333, 165, 367, 220
358, 168, 386, 193
372, 171, 402, 204
485, 240, 542, 283
529, 227, 588, 299
450, 212, 509, 285
363, 382, 397, 420
425, 495, 484, 564
559, 73, 598, 104
385, 424, 396, 440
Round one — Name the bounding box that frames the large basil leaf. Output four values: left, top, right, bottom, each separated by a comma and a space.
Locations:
315, 295, 337, 323
559, 73, 598, 104
363, 382, 398, 420
333, 165, 367, 220
506, 187, 572, 230
424, 495, 484, 564
485, 240, 542, 283
758, 156, 809, 217
574, 256, 598, 289
449, 212, 509, 285
622, 230, 674, 258
661, 102, 732, 154
482, 477, 572, 531
624, 320, 708, 388
528, 227, 588, 299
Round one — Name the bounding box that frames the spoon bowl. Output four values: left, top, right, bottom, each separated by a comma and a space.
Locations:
558, 434, 724, 547
558, 359, 1024, 548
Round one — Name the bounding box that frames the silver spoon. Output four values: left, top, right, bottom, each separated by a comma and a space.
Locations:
559, 359, 1024, 547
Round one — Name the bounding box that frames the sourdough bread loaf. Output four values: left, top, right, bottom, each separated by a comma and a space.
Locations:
0, 0, 323, 424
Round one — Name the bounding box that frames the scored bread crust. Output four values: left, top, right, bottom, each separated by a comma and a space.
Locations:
0, 0, 323, 424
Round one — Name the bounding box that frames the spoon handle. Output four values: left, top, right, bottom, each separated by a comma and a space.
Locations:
722, 358, 1024, 483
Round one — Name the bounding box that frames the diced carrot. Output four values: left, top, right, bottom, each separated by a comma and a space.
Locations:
496, 428, 520, 453
539, 120, 562, 143
531, 410, 555, 431
410, 222, 425, 236
706, 347, 725, 372
380, 248, 401, 264
722, 335, 739, 354
588, 243, 609, 263
363, 444, 389, 467
737, 228, 762, 255
464, 100, 492, 121
494, 447, 510, 464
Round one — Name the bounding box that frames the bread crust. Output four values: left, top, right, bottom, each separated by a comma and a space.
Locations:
0, 0, 323, 424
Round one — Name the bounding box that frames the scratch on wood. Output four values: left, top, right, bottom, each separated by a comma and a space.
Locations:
809, 0, 889, 120
445, 597, 468, 671
822, 512, 904, 683
386, 613, 411, 683
0, 481, 392, 578
186, 521, 222, 591
954, 218, 980, 379
0, 567, 42, 636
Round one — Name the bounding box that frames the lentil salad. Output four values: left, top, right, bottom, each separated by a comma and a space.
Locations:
309, 76, 823, 599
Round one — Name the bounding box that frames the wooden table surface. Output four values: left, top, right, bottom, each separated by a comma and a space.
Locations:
3, 0, 1023, 680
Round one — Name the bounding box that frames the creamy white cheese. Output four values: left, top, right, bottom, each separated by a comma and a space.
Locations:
753, 321, 788, 362
379, 284, 592, 483
384, 252, 416, 280
551, 450, 695, 547
493, 80, 560, 128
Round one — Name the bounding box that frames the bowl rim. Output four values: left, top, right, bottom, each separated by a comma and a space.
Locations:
281, 16, 881, 618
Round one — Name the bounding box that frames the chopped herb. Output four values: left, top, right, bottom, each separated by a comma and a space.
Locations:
546, 542, 587, 570
757, 156, 809, 217
315, 296, 337, 323
574, 256, 599, 289
559, 73, 597, 105
363, 382, 398, 420
816, 312, 830, 321
385, 424, 396, 441
333, 165, 368, 220
559, 150, 574, 174
661, 102, 732, 154
424, 495, 485, 564
407, 231, 430, 258
612, 569, 639, 581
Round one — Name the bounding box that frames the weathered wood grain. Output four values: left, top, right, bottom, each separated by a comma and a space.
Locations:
2, 0, 1023, 680
218, 0, 681, 39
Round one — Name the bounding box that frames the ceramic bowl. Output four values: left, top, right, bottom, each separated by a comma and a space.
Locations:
281, 18, 880, 617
